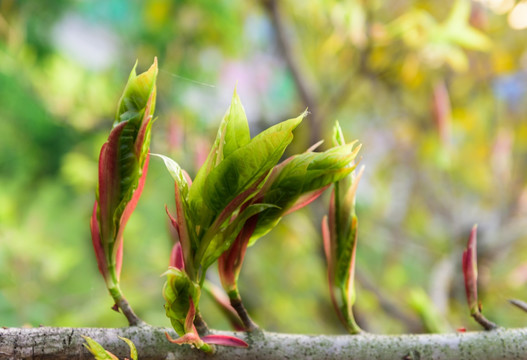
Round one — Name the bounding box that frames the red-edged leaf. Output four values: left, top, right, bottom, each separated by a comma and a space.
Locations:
183, 169, 193, 186
170, 242, 185, 270
283, 186, 328, 216
201, 334, 249, 348
321, 216, 331, 267
90, 201, 108, 280
196, 173, 268, 265
97, 122, 127, 242
211, 172, 267, 233
305, 140, 324, 153
184, 298, 196, 334
115, 241, 123, 281
327, 189, 337, 262
113, 154, 150, 280
173, 181, 192, 270
343, 166, 364, 209
218, 215, 258, 293
462, 224, 479, 314
134, 80, 156, 157
345, 215, 359, 307
166, 205, 180, 235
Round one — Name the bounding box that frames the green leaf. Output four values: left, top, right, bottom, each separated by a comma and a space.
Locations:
249, 141, 360, 244
201, 112, 305, 214
163, 267, 201, 336
201, 203, 277, 270
188, 90, 250, 229
223, 88, 251, 159
118, 337, 138, 360
115, 59, 158, 126
82, 336, 118, 360
152, 154, 190, 198
93, 59, 158, 284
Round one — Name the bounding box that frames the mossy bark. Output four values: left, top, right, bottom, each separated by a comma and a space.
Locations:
1, 326, 527, 359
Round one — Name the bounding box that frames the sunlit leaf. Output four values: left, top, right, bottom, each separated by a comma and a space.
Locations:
201, 112, 304, 214
82, 336, 118, 360
118, 337, 138, 360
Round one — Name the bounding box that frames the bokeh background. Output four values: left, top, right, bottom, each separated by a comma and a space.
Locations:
1, 0, 527, 335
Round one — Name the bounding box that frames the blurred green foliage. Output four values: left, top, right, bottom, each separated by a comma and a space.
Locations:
1, 0, 527, 335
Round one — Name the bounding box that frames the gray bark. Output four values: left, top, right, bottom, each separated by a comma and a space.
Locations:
1, 326, 527, 360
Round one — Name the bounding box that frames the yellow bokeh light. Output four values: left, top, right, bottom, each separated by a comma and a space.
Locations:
508, 1, 527, 29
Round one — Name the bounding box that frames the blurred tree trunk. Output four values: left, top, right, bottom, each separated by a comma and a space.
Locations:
2, 326, 527, 360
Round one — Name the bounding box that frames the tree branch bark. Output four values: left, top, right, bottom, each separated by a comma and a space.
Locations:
2, 326, 527, 360
261, 0, 321, 145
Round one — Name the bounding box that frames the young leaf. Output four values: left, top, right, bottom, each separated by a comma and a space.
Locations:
249, 142, 360, 244
199, 112, 305, 214
162, 267, 201, 336
323, 121, 363, 334
188, 90, 251, 229
82, 336, 118, 360
201, 203, 277, 270
154, 154, 195, 273
222, 88, 251, 159
118, 337, 138, 360
90, 59, 157, 326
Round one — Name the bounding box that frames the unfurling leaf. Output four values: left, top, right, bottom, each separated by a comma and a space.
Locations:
83, 336, 118, 360
461, 225, 497, 330
323, 121, 363, 334
162, 267, 201, 336
83, 336, 137, 360
249, 141, 361, 244
118, 337, 138, 360
462, 225, 479, 315
90, 58, 157, 324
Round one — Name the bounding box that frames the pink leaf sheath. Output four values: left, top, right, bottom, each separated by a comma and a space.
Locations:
321, 216, 331, 272
165, 205, 180, 235
201, 334, 249, 348
165, 331, 201, 345
218, 215, 258, 293
211, 172, 268, 234
462, 224, 479, 313
97, 122, 127, 242
184, 298, 196, 334
134, 99, 154, 158
346, 216, 359, 309
114, 154, 150, 280
90, 201, 108, 281
173, 182, 192, 269
169, 242, 185, 270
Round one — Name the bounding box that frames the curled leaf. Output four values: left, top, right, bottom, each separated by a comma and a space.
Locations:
82, 336, 118, 360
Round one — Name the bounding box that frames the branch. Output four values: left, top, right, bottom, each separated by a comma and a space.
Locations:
261, 0, 321, 144
2, 326, 527, 360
